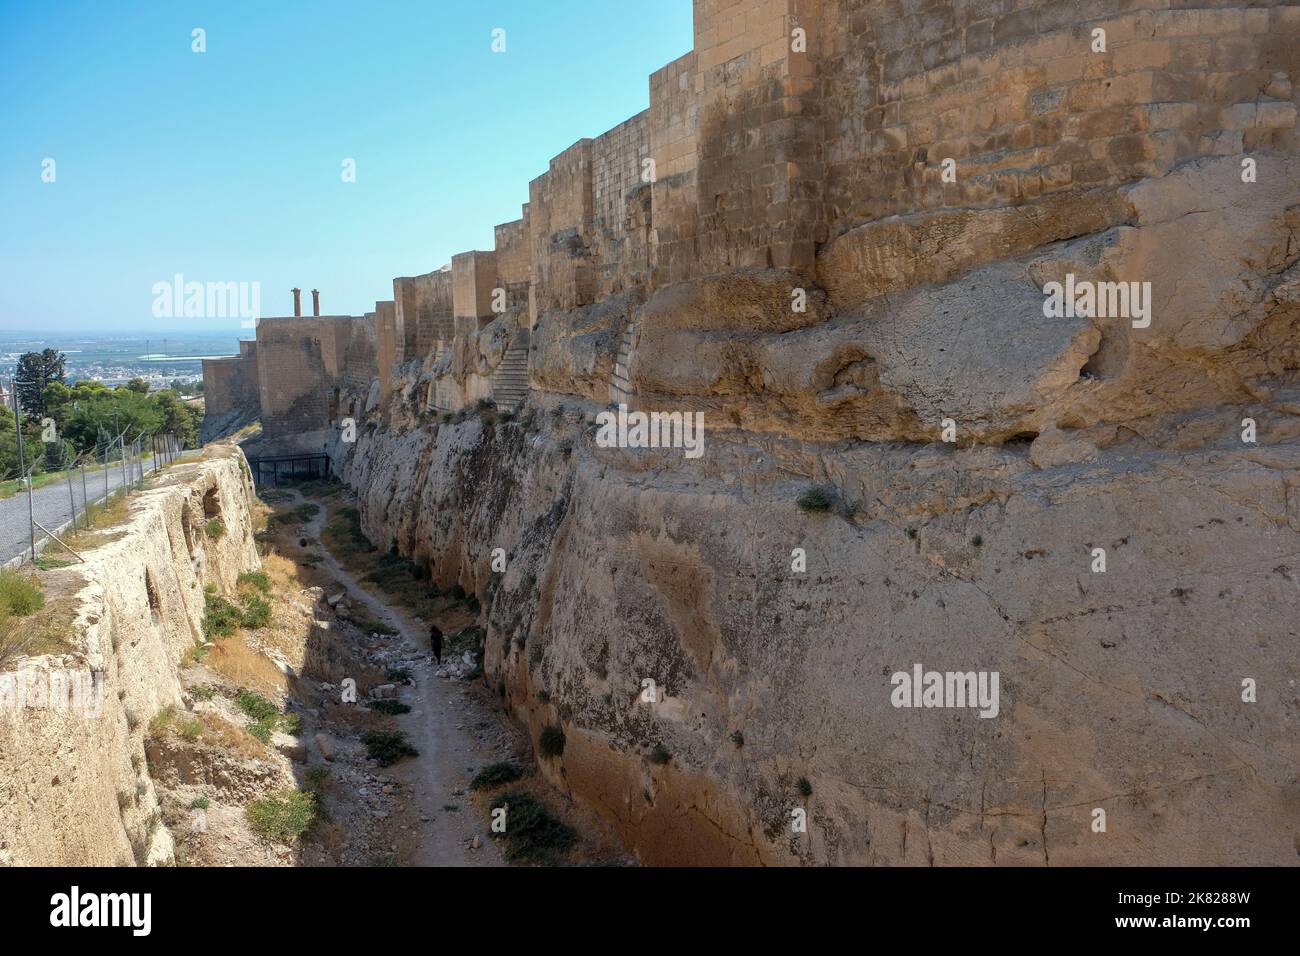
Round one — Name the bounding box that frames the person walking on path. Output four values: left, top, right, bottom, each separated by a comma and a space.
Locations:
430, 624, 443, 665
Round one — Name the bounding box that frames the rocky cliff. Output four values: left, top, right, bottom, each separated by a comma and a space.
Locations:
333, 149, 1300, 866
0, 450, 259, 866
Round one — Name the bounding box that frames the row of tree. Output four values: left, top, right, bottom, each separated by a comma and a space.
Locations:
3, 350, 202, 480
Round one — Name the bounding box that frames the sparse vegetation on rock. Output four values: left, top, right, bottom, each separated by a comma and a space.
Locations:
537, 725, 565, 759
245, 788, 315, 842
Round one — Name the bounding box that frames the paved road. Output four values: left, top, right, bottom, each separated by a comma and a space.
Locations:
0, 455, 159, 566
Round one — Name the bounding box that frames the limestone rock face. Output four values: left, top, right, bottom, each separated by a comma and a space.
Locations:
338, 376, 1300, 865
601, 156, 1300, 447
529, 289, 643, 402
327, 8, 1300, 867
0, 450, 260, 865
332, 127, 1300, 865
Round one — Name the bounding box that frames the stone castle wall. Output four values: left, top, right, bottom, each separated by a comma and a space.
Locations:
205, 0, 1300, 436
201, 340, 259, 419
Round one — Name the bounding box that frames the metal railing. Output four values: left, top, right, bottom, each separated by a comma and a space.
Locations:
246, 453, 330, 487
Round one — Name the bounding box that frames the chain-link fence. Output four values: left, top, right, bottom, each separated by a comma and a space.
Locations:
3, 383, 189, 568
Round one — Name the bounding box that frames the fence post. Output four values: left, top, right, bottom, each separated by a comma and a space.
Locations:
67, 463, 77, 532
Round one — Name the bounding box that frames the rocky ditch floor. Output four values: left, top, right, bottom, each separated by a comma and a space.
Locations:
150, 481, 626, 866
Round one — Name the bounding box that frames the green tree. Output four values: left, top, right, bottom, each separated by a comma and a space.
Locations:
125, 377, 150, 394
41, 381, 73, 427
152, 390, 200, 448
14, 349, 66, 416
63, 389, 164, 453
0, 406, 41, 480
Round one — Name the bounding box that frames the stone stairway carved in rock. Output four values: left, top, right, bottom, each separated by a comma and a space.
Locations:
492, 334, 531, 411
608, 321, 638, 408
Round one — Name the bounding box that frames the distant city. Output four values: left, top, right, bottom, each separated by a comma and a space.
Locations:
0, 332, 242, 390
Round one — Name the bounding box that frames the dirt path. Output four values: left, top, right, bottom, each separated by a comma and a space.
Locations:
292, 491, 506, 867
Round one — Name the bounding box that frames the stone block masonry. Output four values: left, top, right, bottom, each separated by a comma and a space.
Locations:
202, 0, 1299, 430
253, 316, 359, 439
201, 340, 258, 419
394, 269, 453, 364
303, 0, 1300, 869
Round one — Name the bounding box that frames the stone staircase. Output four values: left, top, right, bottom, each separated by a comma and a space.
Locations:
492, 335, 531, 411
608, 321, 638, 407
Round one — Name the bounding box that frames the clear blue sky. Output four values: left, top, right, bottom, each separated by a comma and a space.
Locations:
0, 0, 692, 335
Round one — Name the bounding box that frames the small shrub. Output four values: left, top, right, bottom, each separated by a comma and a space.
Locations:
489, 791, 576, 864
189, 684, 216, 701
245, 788, 315, 842
730, 730, 744, 748
470, 762, 527, 790
971, 534, 983, 547
797, 776, 813, 798
385, 666, 413, 683
796, 485, 836, 514
366, 699, 411, 715
648, 743, 671, 765
32, 557, 73, 571
147, 706, 176, 737
268, 502, 319, 528
177, 718, 204, 742
202, 591, 242, 639
304, 764, 331, 791
361, 729, 419, 766
239, 593, 271, 629
537, 724, 565, 759
235, 690, 279, 723
0, 570, 44, 616
190, 796, 210, 810
236, 689, 294, 740
205, 518, 226, 540
237, 570, 271, 594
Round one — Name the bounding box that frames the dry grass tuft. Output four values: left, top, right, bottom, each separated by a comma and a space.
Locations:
206, 633, 288, 698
